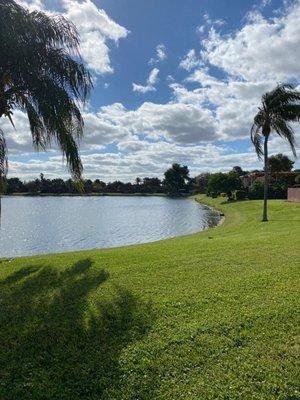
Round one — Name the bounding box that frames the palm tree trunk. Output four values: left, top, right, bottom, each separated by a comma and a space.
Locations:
262, 135, 269, 222
0, 172, 2, 226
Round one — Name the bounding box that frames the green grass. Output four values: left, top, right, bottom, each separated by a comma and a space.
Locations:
1, 197, 299, 399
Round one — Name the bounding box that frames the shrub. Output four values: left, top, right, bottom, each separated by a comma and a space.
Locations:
207, 172, 241, 199
295, 175, 300, 184
235, 190, 247, 200
269, 183, 287, 199
248, 181, 264, 199
248, 180, 288, 200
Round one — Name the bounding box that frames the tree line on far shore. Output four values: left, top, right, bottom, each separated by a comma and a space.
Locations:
4, 154, 299, 199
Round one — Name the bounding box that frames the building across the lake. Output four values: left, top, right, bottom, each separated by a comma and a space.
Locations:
242, 171, 299, 188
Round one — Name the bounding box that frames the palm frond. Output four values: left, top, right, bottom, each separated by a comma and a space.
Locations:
0, 0, 93, 179
0, 128, 7, 182
272, 118, 297, 158
265, 83, 300, 110
0, 129, 7, 175
252, 83, 300, 162
251, 121, 264, 160
276, 104, 300, 122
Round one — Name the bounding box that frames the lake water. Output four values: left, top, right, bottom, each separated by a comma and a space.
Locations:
0, 196, 220, 258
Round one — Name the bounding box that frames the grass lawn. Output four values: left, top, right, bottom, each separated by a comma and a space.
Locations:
0, 197, 299, 399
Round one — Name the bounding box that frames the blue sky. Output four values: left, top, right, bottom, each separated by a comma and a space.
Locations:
3, 0, 300, 180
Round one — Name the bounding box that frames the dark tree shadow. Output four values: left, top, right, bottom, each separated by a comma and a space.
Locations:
0, 259, 155, 399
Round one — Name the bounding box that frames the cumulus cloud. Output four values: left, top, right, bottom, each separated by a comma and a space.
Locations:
186, 67, 223, 86
0, 111, 33, 154
98, 101, 218, 143
201, 2, 300, 81
173, 1, 300, 147
132, 68, 160, 93
62, 0, 128, 74
17, 0, 129, 75
8, 139, 263, 181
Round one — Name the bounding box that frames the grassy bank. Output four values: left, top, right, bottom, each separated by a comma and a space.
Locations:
1, 197, 299, 399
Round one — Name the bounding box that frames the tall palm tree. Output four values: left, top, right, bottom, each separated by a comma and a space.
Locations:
251, 83, 300, 221
0, 0, 92, 185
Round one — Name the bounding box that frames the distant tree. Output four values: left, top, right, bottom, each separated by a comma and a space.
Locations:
163, 163, 190, 195
207, 172, 241, 200
232, 166, 248, 176
24, 179, 41, 193
193, 173, 211, 193
251, 84, 300, 221
50, 178, 66, 194
39, 173, 49, 193
84, 179, 93, 193
268, 153, 295, 173
106, 181, 125, 193
142, 177, 162, 193
122, 182, 133, 193
6, 177, 23, 193
93, 179, 106, 193
65, 178, 76, 193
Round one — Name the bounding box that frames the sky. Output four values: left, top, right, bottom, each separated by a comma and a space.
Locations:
2, 0, 300, 181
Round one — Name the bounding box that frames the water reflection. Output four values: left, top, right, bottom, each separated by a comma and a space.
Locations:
0, 196, 220, 258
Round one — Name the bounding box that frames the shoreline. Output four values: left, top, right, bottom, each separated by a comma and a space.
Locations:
0, 196, 223, 260
3, 192, 167, 197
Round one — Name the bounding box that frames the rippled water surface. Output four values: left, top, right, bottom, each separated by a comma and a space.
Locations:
0, 196, 220, 258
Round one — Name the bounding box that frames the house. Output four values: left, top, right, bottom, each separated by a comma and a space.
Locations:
242, 171, 299, 189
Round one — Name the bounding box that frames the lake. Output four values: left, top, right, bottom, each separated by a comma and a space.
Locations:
0, 196, 220, 258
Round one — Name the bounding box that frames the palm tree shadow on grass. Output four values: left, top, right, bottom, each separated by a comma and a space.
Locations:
0, 259, 156, 399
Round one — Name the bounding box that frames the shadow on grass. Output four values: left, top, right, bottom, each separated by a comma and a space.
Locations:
0, 259, 155, 399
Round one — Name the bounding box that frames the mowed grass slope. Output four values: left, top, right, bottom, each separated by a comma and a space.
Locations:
0, 197, 299, 400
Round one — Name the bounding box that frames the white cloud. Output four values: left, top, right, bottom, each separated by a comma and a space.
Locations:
156, 44, 167, 61
179, 49, 203, 71
7, 140, 264, 182
62, 0, 129, 74
0, 111, 33, 154
149, 43, 167, 65
173, 1, 300, 146
196, 12, 225, 35
202, 2, 300, 81
133, 68, 160, 93
170, 78, 277, 140
186, 67, 223, 86
17, 0, 129, 75
99, 101, 218, 143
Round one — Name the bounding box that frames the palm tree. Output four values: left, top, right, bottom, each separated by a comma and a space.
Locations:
0, 0, 92, 184
251, 83, 300, 221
